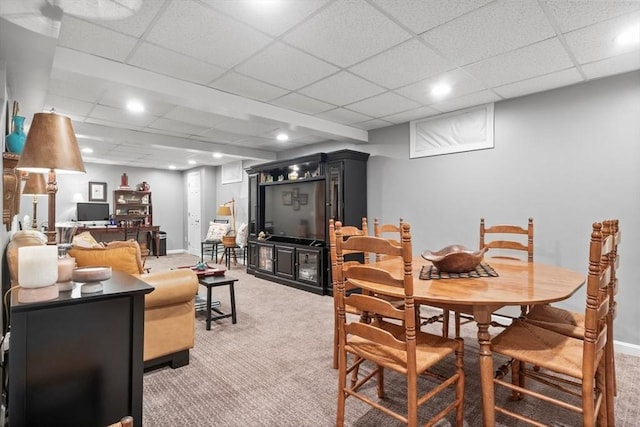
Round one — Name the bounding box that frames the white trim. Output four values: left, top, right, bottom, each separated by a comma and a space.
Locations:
615, 340, 640, 357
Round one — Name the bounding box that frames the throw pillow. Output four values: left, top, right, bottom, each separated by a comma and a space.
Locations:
236, 223, 248, 247
205, 222, 229, 241
72, 231, 103, 248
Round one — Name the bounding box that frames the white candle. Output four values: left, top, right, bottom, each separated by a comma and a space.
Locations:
57, 256, 76, 282
18, 246, 58, 288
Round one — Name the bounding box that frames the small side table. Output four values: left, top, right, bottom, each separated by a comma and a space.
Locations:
198, 275, 238, 330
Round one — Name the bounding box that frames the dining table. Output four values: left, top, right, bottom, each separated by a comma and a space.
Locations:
364, 256, 586, 427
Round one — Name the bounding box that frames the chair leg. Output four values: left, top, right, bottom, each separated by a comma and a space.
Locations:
442, 309, 450, 337
336, 351, 347, 427
455, 338, 465, 426
376, 365, 384, 399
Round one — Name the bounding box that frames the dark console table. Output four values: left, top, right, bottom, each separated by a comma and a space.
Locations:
8, 271, 153, 427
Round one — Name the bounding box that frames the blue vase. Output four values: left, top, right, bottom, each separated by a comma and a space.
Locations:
6, 115, 26, 154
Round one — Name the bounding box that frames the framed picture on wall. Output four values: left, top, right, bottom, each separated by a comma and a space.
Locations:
88, 182, 107, 202
282, 191, 292, 205
221, 160, 243, 184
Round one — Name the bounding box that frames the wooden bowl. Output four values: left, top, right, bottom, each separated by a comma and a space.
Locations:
421, 245, 487, 273
72, 266, 112, 283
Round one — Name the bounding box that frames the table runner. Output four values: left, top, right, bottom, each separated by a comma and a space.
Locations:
419, 262, 498, 280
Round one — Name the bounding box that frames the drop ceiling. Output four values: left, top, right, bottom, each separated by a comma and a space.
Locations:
1, 0, 639, 170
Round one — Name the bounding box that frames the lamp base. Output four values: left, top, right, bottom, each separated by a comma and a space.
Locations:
18, 284, 59, 303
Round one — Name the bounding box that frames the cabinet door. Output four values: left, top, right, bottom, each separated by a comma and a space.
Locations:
248, 173, 258, 237
247, 240, 258, 270
274, 245, 295, 279
257, 243, 274, 273
296, 248, 321, 286
327, 161, 343, 222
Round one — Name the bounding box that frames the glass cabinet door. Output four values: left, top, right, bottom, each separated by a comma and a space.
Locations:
327, 162, 342, 222
257, 243, 274, 273
248, 173, 258, 237
296, 249, 320, 285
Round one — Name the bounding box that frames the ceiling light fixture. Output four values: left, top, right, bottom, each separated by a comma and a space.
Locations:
188, 160, 196, 165
169, 165, 176, 170
213, 152, 223, 159
431, 84, 452, 97
277, 132, 289, 142
82, 147, 93, 154
126, 100, 145, 113
615, 25, 640, 46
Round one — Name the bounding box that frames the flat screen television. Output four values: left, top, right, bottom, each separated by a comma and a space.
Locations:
263, 180, 325, 241
77, 202, 110, 222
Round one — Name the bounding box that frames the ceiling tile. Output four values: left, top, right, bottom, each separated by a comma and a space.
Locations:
203, 0, 330, 37
237, 42, 339, 90
147, 117, 210, 135
85, 0, 166, 37
43, 94, 95, 117
128, 42, 226, 85
564, 12, 640, 64
372, 0, 493, 34
145, 0, 273, 69
422, 0, 555, 66
346, 92, 420, 118
90, 105, 156, 127
98, 89, 175, 117
215, 116, 278, 136
58, 16, 138, 62
84, 117, 144, 132
198, 128, 248, 143
283, 0, 411, 67
351, 118, 394, 130
394, 68, 487, 105
48, 71, 105, 103
430, 90, 501, 113
349, 39, 452, 89
209, 72, 289, 102
299, 71, 385, 106
164, 107, 230, 128
493, 68, 583, 99
270, 93, 335, 115
382, 106, 441, 124
316, 108, 373, 125
581, 51, 640, 80
543, 0, 640, 33
463, 38, 574, 88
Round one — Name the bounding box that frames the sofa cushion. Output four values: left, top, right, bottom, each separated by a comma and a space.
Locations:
205, 222, 229, 241
68, 240, 144, 274
236, 222, 248, 247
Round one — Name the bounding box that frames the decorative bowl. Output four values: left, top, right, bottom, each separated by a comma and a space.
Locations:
421, 245, 487, 273
72, 266, 112, 283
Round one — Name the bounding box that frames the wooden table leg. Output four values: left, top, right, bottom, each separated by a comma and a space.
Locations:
475, 307, 495, 427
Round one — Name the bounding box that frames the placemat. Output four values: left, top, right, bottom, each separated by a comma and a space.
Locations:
420, 262, 498, 280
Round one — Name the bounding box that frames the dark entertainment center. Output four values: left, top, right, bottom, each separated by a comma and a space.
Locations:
245, 149, 368, 294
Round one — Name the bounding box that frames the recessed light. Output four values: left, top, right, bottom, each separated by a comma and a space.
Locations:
213, 152, 223, 159
615, 25, 640, 46
277, 133, 289, 142
168, 165, 176, 170
188, 160, 196, 165
431, 84, 452, 97
82, 147, 93, 154
126, 100, 145, 113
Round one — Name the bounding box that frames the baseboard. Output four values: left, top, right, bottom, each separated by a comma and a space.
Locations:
167, 249, 187, 255
615, 340, 640, 357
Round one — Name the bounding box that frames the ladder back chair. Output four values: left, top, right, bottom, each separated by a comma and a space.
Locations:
334, 221, 465, 427
490, 221, 613, 426
329, 217, 369, 369
124, 220, 150, 271
373, 217, 403, 262
526, 218, 620, 425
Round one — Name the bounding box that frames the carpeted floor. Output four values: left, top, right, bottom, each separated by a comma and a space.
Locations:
142, 254, 640, 426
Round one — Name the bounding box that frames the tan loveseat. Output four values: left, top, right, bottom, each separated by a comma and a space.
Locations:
65, 240, 199, 370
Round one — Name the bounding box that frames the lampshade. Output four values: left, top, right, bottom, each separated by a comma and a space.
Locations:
16, 112, 86, 244
16, 112, 86, 174
217, 205, 232, 216
22, 173, 47, 196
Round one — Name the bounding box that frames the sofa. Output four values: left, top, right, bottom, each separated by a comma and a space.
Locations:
65, 240, 199, 370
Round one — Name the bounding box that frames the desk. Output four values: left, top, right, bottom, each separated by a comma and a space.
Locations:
362, 257, 586, 427
76, 225, 161, 256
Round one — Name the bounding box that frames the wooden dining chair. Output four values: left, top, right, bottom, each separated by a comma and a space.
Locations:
373, 217, 403, 261
329, 217, 369, 369
334, 221, 464, 427
490, 221, 612, 426
125, 220, 150, 271
525, 218, 620, 425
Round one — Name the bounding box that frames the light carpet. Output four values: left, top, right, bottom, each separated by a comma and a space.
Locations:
142, 254, 640, 426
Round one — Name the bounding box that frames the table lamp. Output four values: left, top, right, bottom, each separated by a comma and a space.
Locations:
217, 198, 236, 245
21, 173, 47, 229
16, 111, 86, 244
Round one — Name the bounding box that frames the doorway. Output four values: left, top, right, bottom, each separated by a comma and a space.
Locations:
187, 171, 202, 257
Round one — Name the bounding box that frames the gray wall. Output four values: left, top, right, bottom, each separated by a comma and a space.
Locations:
282, 71, 640, 347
